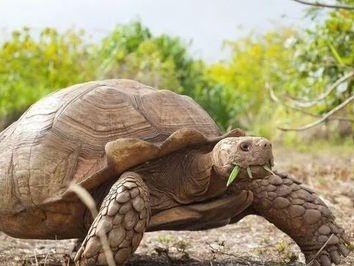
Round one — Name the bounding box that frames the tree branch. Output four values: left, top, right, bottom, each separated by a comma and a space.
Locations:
278, 95, 354, 131
266, 83, 354, 122
286, 70, 354, 108
292, 0, 354, 10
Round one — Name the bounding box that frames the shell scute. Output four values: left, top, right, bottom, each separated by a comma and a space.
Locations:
0, 79, 220, 213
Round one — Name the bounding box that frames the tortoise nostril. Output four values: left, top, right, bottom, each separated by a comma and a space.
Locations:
261, 140, 271, 148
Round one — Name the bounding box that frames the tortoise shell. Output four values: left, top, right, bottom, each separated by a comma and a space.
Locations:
0, 79, 225, 214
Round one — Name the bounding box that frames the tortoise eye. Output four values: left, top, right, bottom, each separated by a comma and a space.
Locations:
240, 142, 251, 152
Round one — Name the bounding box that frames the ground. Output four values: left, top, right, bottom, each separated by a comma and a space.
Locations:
0, 145, 353, 266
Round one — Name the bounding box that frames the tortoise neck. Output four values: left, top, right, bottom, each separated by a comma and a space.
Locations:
182, 147, 227, 200
186, 148, 214, 177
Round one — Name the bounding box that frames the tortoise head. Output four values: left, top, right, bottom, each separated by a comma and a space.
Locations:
211, 137, 274, 185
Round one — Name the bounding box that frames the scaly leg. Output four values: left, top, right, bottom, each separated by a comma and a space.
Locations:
237, 171, 350, 266
74, 172, 150, 265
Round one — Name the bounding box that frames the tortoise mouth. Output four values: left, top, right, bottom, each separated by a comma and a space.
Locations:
226, 160, 274, 187
234, 156, 274, 167
234, 159, 274, 169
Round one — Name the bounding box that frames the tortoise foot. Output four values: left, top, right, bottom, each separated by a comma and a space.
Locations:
238, 172, 351, 266
74, 172, 150, 265
303, 222, 350, 266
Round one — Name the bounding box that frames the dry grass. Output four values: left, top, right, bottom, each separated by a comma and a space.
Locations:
69, 183, 116, 266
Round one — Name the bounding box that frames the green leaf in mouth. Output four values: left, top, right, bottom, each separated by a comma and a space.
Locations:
227, 165, 240, 187
246, 167, 253, 179
263, 165, 275, 175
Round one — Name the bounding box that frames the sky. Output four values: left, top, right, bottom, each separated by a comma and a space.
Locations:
0, 0, 310, 61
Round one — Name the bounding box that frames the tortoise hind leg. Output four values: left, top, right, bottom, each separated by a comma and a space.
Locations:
74, 172, 150, 265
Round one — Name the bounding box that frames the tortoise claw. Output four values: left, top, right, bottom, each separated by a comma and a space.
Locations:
338, 243, 350, 257
319, 254, 331, 266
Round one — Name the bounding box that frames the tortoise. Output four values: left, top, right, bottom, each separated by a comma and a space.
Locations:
0, 79, 350, 266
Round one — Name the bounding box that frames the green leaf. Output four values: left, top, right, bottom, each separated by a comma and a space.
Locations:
246, 167, 253, 179
263, 165, 275, 175
327, 41, 344, 65
227, 165, 240, 187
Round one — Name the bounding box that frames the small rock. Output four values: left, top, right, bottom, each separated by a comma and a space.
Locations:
334, 195, 353, 208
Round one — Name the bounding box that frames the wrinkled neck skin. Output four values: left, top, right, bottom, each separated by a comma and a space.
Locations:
135, 145, 270, 209
167, 146, 269, 201
185, 148, 229, 201
133, 145, 229, 212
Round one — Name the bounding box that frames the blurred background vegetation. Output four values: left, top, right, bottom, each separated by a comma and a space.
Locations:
0, 2, 353, 147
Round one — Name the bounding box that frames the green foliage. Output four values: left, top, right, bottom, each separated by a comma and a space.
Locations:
207, 30, 297, 133
0, 27, 93, 126
0, 13, 353, 142
93, 22, 205, 94
92, 22, 214, 128
206, 4, 354, 137
279, 3, 354, 109
0, 22, 226, 132
274, 4, 354, 140
0, 22, 206, 128
227, 165, 240, 187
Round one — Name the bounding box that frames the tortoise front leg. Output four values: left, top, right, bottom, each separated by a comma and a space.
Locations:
74, 172, 150, 266
237, 172, 350, 266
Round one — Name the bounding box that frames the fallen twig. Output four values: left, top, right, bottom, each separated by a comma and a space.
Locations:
69, 183, 116, 266
69, 183, 98, 218
206, 242, 241, 260
306, 234, 334, 266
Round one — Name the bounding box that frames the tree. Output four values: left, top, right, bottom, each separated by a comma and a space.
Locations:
272, 0, 354, 131
0, 27, 93, 128
207, 30, 297, 133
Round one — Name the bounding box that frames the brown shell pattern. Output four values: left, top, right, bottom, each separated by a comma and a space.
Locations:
0, 79, 220, 213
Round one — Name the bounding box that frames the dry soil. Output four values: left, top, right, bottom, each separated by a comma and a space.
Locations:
0, 146, 353, 266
